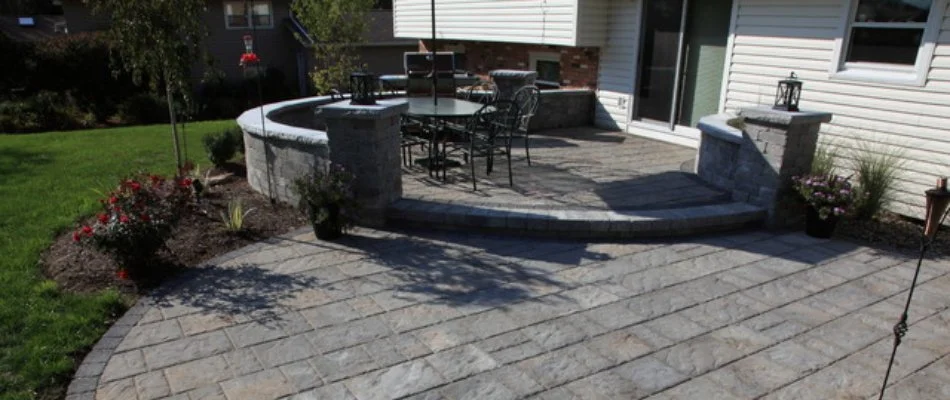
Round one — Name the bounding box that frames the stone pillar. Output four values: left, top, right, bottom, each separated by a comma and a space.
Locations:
318, 99, 408, 226
490, 69, 537, 100
696, 106, 832, 228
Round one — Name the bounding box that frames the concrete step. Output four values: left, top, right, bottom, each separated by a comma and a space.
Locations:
386, 199, 766, 239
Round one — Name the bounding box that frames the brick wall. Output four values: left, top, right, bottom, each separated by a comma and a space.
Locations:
419, 40, 600, 89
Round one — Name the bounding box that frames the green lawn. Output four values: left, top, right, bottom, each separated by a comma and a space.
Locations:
0, 120, 237, 400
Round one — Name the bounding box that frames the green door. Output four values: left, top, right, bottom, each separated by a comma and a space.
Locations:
677, 0, 733, 127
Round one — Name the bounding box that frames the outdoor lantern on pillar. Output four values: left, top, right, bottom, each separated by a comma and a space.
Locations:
350, 71, 377, 106
773, 72, 802, 112
878, 177, 950, 400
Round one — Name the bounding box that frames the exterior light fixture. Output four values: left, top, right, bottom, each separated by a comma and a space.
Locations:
350, 71, 377, 106
242, 34, 254, 54
773, 72, 802, 112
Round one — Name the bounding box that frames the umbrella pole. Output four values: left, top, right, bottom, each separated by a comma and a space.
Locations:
431, 0, 437, 106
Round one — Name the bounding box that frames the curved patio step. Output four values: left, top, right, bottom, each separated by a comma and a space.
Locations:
386, 199, 766, 239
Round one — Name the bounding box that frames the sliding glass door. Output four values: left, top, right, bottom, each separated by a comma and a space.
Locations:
633, 0, 733, 129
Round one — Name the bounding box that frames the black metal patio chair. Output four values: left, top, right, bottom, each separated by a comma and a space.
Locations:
512, 85, 541, 165
444, 100, 521, 191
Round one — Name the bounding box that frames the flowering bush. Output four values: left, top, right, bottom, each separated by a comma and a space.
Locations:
792, 174, 857, 220
74, 173, 193, 276
292, 164, 357, 230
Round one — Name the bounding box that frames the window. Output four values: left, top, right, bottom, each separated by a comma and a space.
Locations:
224, 1, 273, 29
530, 52, 561, 85
833, 0, 944, 85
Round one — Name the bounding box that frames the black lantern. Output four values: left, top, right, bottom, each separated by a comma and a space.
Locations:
349, 71, 377, 106
773, 72, 802, 112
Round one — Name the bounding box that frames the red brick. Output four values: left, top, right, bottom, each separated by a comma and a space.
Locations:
419, 40, 599, 89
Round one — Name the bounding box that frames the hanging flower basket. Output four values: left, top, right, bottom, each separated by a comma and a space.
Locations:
239, 52, 260, 67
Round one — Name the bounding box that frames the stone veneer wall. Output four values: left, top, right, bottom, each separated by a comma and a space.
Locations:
532, 89, 593, 130
237, 96, 338, 205
696, 107, 832, 228
419, 40, 600, 89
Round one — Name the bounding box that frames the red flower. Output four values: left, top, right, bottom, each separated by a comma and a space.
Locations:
149, 175, 163, 186
108, 196, 118, 204
81, 226, 93, 236
129, 181, 141, 192
140, 214, 150, 222
72, 231, 81, 242
97, 213, 109, 224
116, 269, 129, 280
179, 178, 193, 188
240, 52, 260, 66
119, 215, 130, 224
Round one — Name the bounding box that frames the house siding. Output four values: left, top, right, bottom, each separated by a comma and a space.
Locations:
393, 0, 595, 46
722, 0, 950, 217
594, 0, 640, 130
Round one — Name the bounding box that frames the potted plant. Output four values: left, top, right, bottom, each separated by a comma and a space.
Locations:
292, 163, 357, 240
792, 174, 857, 238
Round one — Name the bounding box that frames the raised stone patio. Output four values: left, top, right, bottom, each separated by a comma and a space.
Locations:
391, 128, 765, 237
73, 228, 950, 400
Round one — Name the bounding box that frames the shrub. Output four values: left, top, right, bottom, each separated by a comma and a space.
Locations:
811, 141, 839, 177
292, 164, 358, 230
228, 127, 245, 153
850, 142, 905, 220
0, 91, 96, 133
202, 131, 238, 167
118, 93, 169, 125
73, 173, 193, 275
792, 174, 858, 220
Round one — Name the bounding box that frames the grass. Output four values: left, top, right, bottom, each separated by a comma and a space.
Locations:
0, 120, 236, 400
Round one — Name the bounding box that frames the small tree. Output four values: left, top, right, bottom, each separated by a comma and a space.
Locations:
291, 0, 375, 94
86, 0, 208, 170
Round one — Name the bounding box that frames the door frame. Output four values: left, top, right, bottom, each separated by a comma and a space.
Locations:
631, 0, 691, 129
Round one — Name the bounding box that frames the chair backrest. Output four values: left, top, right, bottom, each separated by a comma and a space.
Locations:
483, 100, 521, 140
464, 81, 498, 105
512, 85, 541, 131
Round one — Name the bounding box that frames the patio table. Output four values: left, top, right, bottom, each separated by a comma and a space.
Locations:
402, 98, 488, 179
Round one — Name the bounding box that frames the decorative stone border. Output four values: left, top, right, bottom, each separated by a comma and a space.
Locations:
64, 227, 313, 400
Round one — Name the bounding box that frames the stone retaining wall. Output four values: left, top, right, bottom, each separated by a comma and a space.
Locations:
531, 89, 593, 131
237, 96, 338, 205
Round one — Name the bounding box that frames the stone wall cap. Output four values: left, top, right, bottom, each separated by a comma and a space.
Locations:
317, 98, 409, 119
698, 114, 743, 145
738, 106, 833, 126
489, 69, 538, 79
237, 95, 336, 145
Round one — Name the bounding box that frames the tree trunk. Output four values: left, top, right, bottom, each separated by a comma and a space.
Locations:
164, 72, 183, 171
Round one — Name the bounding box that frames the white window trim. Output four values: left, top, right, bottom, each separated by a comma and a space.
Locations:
223, 1, 275, 30
529, 51, 561, 86
829, 0, 946, 87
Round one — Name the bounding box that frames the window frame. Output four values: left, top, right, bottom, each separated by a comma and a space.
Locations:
223, 1, 275, 30
529, 51, 562, 86
830, 0, 946, 86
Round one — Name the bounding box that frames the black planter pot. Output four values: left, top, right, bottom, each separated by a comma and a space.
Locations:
805, 206, 839, 239
311, 204, 343, 241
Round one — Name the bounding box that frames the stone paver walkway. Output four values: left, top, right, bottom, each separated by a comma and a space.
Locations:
79, 228, 950, 400
402, 128, 730, 211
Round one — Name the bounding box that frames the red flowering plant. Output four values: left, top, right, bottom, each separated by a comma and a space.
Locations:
74, 173, 193, 278
239, 52, 260, 67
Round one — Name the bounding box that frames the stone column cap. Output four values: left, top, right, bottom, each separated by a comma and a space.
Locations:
318, 99, 409, 120
698, 114, 743, 144
489, 69, 538, 79
738, 106, 832, 126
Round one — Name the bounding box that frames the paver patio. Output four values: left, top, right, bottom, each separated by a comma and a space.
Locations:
78, 228, 950, 400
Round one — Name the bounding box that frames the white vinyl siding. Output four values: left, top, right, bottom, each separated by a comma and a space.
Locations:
393, 0, 604, 46
576, 0, 611, 46
594, 0, 640, 130
722, 0, 950, 217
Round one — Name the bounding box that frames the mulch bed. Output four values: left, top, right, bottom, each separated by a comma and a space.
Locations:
836, 211, 950, 258
42, 163, 308, 295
